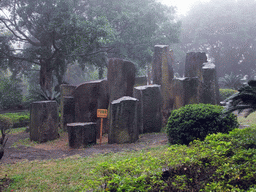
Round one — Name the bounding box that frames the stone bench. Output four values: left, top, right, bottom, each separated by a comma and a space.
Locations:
67, 122, 96, 148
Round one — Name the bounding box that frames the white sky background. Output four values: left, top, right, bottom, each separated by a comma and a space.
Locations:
159, 0, 210, 16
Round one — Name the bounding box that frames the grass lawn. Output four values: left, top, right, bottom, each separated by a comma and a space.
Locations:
0, 112, 256, 191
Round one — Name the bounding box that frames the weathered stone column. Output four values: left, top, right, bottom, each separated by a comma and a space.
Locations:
172, 77, 201, 108
60, 84, 76, 130
109, 96, 138, 144
30, 101, 59, 142
184, 52, 207, 103
73, 79, 109, 138
133, 85, 162, 133
67, 122, 96, 148
62, 96, 75, 131
152, 45, 174, 110
107, 58, 136, 103
172, 78, 186, 109
202, 63, 220, 105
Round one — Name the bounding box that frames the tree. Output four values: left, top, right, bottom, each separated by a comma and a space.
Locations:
0, 0, 113, 94
176, 0, 256, 79
85, 0, 181, 69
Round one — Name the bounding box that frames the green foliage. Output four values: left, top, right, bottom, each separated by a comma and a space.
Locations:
219, 88, 238, 101
87, 0, 181, 68
166, 104, 239, 145
0, 114, 13, 146
0, 115, 13, 131
26, 85, 60, 104
219, 72, 243, 90
85, 127, 256, 191
0, 0, 113, 93
1, 112, 29, 128
223, 80, 256, 118
0, 77, 23, 109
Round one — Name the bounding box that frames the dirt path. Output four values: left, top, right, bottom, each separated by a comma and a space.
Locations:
0, 131, 168, 164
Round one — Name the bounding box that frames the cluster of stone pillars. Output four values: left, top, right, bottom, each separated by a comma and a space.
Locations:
29, 45, 220, 146
152, 45, 220, 112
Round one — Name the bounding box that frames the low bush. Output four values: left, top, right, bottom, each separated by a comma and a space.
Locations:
0, 115, 13, 146
219, 88, 238, 101
166, 103, 239, 145
1, 112, 29, 128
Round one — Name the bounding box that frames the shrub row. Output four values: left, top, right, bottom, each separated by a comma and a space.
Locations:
87, 127, 256, 191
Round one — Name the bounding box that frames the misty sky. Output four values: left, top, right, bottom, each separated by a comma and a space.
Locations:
159, 0, 210, 15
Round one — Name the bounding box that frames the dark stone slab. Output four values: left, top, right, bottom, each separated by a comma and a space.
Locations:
185, 52, 207, 78
152, 45, 174, 110
184, 52, 207, 103
60, 84, 76, 130
73, 79, 109, 138
30, 101, 59, 143
108, 96, 138, 144
107, 58, 136, 103
202, 63, 220, 105
133, 85, 162, 133
62, 96, 75, 131
67, 122, 96, 148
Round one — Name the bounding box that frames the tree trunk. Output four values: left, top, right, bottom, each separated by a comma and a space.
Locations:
40, 60, 53, 96
98, 67, 104, 79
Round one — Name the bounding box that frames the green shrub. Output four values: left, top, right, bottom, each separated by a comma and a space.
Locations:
1, 112, 29, 128
166, 103, 239, 145
0, 77, 23, 109
0, 115, 13, 146
219, 88, 238, 101
0, 115, 13, 130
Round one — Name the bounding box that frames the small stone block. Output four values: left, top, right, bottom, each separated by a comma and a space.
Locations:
67, 122, 96, 148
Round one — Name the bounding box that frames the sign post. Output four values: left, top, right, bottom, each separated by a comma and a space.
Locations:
97, 109, 108, 145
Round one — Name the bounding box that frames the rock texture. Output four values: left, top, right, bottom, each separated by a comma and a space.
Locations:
107, 58, 135, 103
109, 96, 138, 144
133, 85, 162, 133
30, 101, 59, 143
67, 122, 96, 148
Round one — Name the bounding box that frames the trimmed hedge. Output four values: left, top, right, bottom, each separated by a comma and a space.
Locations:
166, 103, 239, 145
219, 88, 238, 101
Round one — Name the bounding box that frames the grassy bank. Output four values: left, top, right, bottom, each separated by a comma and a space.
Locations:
0, 113, 256, 191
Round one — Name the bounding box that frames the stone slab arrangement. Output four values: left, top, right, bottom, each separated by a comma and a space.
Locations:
108, 96, 139, 144
30, 101, 59, 143
67, 122, 96, 148
133, 85, 162, 133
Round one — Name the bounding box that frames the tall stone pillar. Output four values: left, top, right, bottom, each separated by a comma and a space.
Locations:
152, 45, 174, 110
184, 52, 207, 103
60, 84, 76, 130
107, 58, 136, 103
202, 63, 220, 105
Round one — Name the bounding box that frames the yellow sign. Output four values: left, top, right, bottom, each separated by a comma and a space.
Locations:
97, 109, 108, 118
